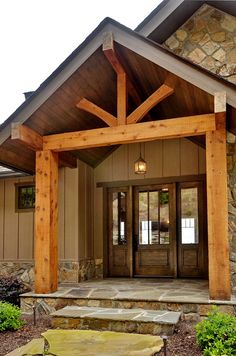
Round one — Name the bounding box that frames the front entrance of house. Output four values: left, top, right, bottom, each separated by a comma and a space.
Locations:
107, 180, 207, 278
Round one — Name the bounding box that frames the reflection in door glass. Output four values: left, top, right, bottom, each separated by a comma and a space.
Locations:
181, 188, 199, 244
139, 192, 148, 244
112, 192, 127, 245
160, 191, 170, 244
139, 189, 170, 245
150, 191, 159, 244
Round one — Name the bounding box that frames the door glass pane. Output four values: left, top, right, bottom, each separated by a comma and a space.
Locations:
181, 187, 199, 244
112, 192, 127, 245
160, 191, 170, 244
149, 191, 159, 244
139, 192, 148, 245
138, 189, 170, 245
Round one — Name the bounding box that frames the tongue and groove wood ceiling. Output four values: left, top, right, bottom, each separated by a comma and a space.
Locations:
0, 43, 217, 173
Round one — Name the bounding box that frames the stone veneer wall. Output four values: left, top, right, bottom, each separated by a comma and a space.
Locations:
227, 132, 236, 291
0, 259, 103, 289
164, 4, 236, 84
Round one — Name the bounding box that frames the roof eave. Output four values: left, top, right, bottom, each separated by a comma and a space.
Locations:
1, 18, 236, 148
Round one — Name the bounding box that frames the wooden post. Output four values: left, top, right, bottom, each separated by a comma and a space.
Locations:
206, 92, 231, 300
35, 150, 59, 294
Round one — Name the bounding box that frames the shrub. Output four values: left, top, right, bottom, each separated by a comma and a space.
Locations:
0, 276, 28, 306
196, 306, 236, 356
0, 301, 24, 331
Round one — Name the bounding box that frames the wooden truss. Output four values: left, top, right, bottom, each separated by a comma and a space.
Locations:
77, 33, 174, 127
10, 35, 231, 301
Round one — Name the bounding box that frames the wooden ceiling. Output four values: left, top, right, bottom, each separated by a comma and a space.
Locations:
0, 43, 220, 173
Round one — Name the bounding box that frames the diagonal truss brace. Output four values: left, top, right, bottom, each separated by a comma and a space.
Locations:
76, 32, 174, 127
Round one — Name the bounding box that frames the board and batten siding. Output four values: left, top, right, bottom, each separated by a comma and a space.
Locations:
0, 139, 205, 263
0, 176, 35, 261
93, 139, 206, 258
0, 160, 94, 262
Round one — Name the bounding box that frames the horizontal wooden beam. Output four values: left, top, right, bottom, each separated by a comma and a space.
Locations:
11, 123, 43, 151
127, 84, 174, 124
11, 123, 77, 169
76, 98, 117, 127
43, 113, 216, 152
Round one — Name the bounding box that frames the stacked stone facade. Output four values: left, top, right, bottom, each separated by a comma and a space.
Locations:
0, 259, 103, 288
227, 133, 236, 291
164, 3, 236, 290
165, 4, 236, 84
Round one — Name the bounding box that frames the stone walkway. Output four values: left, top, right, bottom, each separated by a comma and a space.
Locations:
7, 330, 163, 356
52, 305, 180, 323
22, 278, 236, 304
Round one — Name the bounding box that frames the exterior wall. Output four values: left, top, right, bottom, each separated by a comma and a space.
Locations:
164, 4, 236, 85
0, 160, 102, 286
227, 132, 236, 291
94, 138, 206, 259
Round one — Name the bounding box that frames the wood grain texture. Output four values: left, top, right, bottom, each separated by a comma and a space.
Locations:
35, 150, 58, 294
11, 123, 43, 151
117, 73, 127, 125
127, 84, 174, 124
206, 107, 231, 300
77, 98, 117, 127
43, 113, 216, 152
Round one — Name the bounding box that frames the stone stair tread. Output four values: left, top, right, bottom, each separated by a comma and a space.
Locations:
51, 306, 181, 325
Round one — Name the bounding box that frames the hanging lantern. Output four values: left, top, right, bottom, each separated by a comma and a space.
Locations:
134, 155, 147, 174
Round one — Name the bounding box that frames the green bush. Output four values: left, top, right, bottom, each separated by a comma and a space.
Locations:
196, 307, 236, 356
0, 301, 24, 331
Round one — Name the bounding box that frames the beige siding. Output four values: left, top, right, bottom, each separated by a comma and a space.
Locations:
0, 177, 34, 261
58, 168, 65, 259
94, 139, 206, 258
77, 161, 94, 259
0, 139, 205, 262
64, 167, 79, 260
0, 181, 4, 260
0, 160, 95, 262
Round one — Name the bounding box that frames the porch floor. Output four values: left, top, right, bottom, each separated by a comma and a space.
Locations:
23, 278, 236, 304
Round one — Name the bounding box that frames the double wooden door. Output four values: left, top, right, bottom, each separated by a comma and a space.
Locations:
107, 182, 207, 278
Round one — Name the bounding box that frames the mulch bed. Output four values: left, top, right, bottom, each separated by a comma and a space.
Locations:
156, 321, 202, 356
0, 316, 202, 356
0, 315, 51, 356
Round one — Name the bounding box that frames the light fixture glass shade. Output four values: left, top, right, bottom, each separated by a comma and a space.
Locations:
134, 156, 147, 174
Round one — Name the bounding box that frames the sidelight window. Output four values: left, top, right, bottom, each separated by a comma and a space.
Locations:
112, 191, 127, 245
180, 187, 199, 244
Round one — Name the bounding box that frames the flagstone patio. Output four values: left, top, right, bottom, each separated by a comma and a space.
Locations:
22, 278, 236, 304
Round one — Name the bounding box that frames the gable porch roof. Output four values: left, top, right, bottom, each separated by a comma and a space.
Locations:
0, 17, 236, 172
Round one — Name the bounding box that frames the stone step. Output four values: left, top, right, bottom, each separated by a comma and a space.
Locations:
51, 306, 181, 336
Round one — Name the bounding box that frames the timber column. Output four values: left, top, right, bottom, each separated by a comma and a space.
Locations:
206, 92, 231, 300
35, 150, 58, 293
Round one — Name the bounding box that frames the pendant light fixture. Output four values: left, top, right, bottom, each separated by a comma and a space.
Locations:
134, 143, 147, 175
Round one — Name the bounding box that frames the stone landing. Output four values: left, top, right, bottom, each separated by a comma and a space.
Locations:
20, 279, 236, 321
51, 306, 181, 336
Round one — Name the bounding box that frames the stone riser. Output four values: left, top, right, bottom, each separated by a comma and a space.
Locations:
20, 296, 236, 321
51, 316, 175, 336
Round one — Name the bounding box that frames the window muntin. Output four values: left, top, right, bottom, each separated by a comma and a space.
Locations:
112, 191, 127, 245
16, 184, 35, 211
180, 187, 199, 244
138, 189, 170, 245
